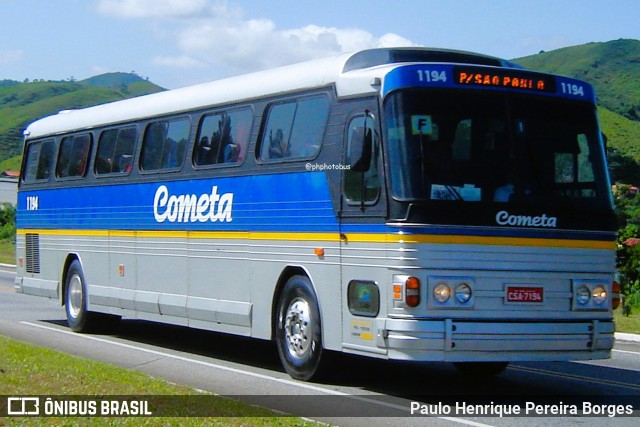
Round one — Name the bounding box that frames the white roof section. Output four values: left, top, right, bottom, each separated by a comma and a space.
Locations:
24, 52, 368, 139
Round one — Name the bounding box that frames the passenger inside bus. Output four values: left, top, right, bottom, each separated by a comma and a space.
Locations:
196, 136, 211, 165
268, 128, 290, 158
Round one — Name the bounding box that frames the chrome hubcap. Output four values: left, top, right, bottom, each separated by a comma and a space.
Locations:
284, 298, 312, 358
67, 274, 83, 319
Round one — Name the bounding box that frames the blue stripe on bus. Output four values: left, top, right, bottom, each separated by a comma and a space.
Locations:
17, 172, 339, 232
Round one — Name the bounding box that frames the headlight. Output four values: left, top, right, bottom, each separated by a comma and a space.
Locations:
434, 283, 451, 303
576, 286, 591, 305
428, 277, 475, 308
455, 283, 472, 303
592, 286, 607, 305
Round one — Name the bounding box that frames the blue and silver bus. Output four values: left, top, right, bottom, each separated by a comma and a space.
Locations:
16, 48, 618, 380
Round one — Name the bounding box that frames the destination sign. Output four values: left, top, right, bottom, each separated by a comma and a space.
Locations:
453, 66, 556, 93
382, 64, 594, 102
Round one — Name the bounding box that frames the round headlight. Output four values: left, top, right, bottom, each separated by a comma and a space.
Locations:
455, 283, 472, 304
592, 286, 607, 305
576, 286, 591, 305
434, 283, 451, 303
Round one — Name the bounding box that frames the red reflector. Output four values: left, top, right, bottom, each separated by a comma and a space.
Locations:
612, 281, 621, 294
612, 281, 621, 310
507, 286, 543, 303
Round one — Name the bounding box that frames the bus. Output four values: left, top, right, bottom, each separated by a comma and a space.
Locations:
15, 48, 618, 381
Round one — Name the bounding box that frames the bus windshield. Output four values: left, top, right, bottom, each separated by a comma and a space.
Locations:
385, 89, 611, 211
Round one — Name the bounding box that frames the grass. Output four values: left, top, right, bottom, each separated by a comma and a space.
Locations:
614, 305, 640, 334
0, 335, 314, 426
0, 155, 20, 171
0, 239, 14, 265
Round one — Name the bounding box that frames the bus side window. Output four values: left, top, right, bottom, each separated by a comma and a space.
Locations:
289, 97, 329, 158
263, 103, 295, 160
114, 127, 136, 173
23, 139, 55, 182
259, 96, 328, 161
345, 115, 380, 203
141, 118, 190, 171
56, 134, 92, 178
194, 109, 252, 167
96, 126, 137, 175
95, 129, 118, 174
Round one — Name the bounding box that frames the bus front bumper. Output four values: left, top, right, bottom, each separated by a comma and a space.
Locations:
376, 318, 614, 362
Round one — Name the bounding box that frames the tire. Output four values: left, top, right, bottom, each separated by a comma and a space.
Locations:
275, 275, 324, 381
453, 362, 509, 378
64, 260, 97, 332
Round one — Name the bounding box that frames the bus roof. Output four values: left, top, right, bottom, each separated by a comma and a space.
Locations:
24, 48, 516, 139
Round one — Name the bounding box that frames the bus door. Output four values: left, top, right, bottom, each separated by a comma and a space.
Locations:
339, 102, 388, 352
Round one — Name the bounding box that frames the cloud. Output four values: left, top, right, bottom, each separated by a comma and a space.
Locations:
97, 0, 418, 76
0, 49, 24, 65
173, 9, 419, 74
96, 0, 208, 18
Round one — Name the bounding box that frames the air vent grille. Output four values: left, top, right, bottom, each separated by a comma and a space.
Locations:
25, 233, 41, 274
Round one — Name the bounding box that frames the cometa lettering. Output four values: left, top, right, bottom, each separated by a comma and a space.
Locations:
495, 210, 557, 228
154, 185, 233, 223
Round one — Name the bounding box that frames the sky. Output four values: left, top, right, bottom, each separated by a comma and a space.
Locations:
1, 0, 639, 89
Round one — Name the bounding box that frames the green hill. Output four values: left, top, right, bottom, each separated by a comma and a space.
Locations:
0, 73, 164, 164
514, 39, 640, 120
80, 72, 149, 88
514, 39, 640, 183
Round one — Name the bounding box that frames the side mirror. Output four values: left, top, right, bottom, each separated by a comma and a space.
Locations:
349, 126, 372, 172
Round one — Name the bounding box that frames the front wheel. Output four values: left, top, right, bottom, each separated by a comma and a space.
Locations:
275, 275, 324, 381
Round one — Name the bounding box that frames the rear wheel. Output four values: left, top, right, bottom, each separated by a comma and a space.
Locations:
275, 275, 324, 381
65, 260, 98, 332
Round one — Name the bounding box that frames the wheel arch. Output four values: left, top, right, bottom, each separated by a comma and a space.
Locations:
270, 265, 320, 340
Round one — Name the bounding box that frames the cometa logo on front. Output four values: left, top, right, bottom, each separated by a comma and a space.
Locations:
495, 210, 557, 228
153, 185, 233, 223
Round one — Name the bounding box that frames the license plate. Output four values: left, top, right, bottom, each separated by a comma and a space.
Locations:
506, 286, 544, 303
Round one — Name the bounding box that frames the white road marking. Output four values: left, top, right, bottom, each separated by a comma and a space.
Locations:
20, 321, 495, 427
509, 365, 640, 390
612, 348, 640, 356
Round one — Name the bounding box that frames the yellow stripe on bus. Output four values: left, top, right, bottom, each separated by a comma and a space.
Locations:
16, 228, 615, 250
384, 233, 616, 249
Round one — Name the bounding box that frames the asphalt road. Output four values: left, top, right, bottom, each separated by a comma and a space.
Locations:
1, 269, 639, 426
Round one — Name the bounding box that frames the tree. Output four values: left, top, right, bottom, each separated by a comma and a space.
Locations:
614, 185, 640, 313
0, 203, 15, 241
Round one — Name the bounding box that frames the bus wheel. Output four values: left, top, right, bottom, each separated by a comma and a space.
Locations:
65, 260, 96, 332
453, 362, 509, 378
275, 275, 323, 381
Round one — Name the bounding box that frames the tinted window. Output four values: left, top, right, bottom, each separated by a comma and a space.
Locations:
345, 114, 380, 203
23, 139, 55, 182
260, 96, 329, 161
194, 109, 252, 167
96, 127, 137, 175
140, 118, 190, 171
385, 89, 609, 208
56, 134, 92, 178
